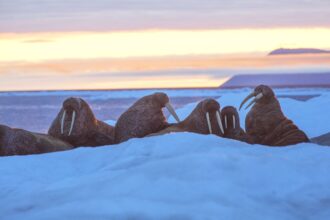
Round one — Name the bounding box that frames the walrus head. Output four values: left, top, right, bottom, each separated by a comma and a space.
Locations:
48, 97, 98, 144
239, 85, 276, 110
146, 92, 180, 122
220, 106, 240, 134
179, 99, 224, 136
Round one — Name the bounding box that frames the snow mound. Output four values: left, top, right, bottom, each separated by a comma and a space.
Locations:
1, 133, 330, 220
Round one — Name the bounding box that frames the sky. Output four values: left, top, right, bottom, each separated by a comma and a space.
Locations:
1, 0, 330, 90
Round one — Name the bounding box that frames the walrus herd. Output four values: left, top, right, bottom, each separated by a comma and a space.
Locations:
0, 85, 311, 156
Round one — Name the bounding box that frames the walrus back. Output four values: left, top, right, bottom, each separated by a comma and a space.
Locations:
261, 118, 309, 146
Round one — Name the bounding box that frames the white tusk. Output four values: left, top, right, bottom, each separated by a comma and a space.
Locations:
245, 93, 263, 110
225, 115, 228, 129
205, 112, 212, 134
60, 110, 66, 134
256, 93, 263, 100
68, 111, 76, 136
216, 111, 224, 134
165, 103, 180, 123
232, 115, 236, 129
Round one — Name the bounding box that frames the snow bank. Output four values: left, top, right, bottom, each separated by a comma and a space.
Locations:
1, 133, 329, 220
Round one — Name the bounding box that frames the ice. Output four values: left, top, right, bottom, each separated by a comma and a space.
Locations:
1, 134, 330, 220
1, 88, 330, 220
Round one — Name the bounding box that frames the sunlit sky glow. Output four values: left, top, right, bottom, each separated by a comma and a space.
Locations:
1, 0, 330, 91
2, 28, 330, 62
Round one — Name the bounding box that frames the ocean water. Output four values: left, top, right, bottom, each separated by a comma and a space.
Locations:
0, 89, 221, 133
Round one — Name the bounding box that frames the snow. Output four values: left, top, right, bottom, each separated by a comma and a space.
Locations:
1, 88, 330, 220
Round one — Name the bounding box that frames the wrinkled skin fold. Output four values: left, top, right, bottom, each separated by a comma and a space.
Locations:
240, 85, 309, 146
0, 124, 73, 156
48, 97, 115, 147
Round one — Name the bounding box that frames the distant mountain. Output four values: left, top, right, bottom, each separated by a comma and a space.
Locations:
268, 48, 330, 56
220, 73, 330, 89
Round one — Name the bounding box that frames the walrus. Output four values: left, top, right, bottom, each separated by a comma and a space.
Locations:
239, 85, 309, 146
220, 106, 252, 143
114, 92, 180, 143
48, 97, 115, 147
149, 98, 225, 137
0, 124, 73, 156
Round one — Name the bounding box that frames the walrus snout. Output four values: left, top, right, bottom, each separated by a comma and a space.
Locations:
221, 106, 240, 131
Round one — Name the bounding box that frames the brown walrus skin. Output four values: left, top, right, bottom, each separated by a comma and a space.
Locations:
220, 106, 252, 143
115, 92, 180, 143
150, 99, 225, 137
48, 97, 115, 147
240, 85, 309, 146
0, 124, 73, 156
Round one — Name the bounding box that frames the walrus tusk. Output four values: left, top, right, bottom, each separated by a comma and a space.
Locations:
216, 111, 224, 134
60, 110, 66, 134
239, 92, 263, 110
206, 112, 212, 134
165, 103, 180, 123
244, 93, 264, 110
68, 111, 76, 136
232, 115, 236, 129
239, 92, 255, 110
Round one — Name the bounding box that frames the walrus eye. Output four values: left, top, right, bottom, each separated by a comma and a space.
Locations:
165, 102, 180, 122
239, 92, 264, 110
60, 110, 76, 136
